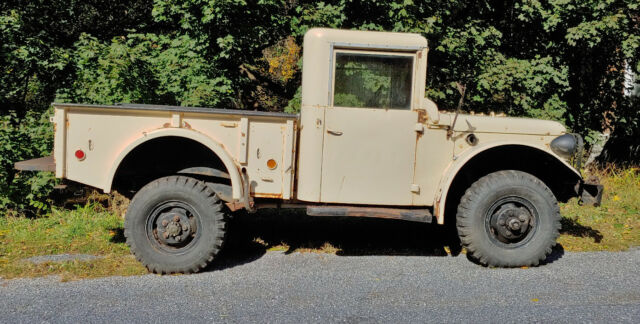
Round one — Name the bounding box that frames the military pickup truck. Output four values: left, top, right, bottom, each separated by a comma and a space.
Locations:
17, 28, 602, 273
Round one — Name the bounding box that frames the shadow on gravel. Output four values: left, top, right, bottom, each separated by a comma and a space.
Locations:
206, 209, 463, 272
464, 243, 565, 267
542, 244, 565, 264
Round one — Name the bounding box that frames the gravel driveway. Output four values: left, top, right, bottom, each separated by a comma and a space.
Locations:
1, 250, 639, 323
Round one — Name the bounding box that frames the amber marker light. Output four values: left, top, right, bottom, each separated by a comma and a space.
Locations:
266, 159, 277, 170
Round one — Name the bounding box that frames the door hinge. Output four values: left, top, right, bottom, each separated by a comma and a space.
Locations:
414, 123, 424, 133
410, 184, 420, 193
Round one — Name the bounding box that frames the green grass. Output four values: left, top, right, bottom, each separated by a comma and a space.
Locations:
0, 203, 146, 281
558, 167, 640, 251
0, 167, 638, 280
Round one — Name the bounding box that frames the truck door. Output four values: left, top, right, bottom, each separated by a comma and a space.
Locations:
320, 50, 419, 205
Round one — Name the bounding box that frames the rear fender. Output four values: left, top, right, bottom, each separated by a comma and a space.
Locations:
105, 128, 244, 201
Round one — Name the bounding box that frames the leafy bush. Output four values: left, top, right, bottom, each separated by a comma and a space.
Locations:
474, 55, 569, 121
58, 33, 234, 107
0, 109, 55, 215
0, 0, 638, 215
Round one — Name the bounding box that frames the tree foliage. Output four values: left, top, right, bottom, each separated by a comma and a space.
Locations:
0, 110, 54, 213
1, 0, 639, 212
58, 33, 233, 107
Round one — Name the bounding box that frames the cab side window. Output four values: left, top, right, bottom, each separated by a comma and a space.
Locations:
333, 52, 414, 110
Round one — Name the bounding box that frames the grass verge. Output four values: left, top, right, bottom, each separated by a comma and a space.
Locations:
0, 167, 637, 280
0, 203, 147, 280
558, 167, 639, 251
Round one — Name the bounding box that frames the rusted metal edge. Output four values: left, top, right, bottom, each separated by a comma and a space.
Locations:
14, 156, 55, 172
307, 205, 432, 223
253, 193, 283, 199
52, 103, 299, 119
205, 182, 232, 203
226, 201, 246, 212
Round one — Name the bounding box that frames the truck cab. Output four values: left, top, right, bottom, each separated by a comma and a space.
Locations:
297, 28, 432, 206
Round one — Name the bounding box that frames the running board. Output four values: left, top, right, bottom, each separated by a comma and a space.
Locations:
306, 206, 432, 223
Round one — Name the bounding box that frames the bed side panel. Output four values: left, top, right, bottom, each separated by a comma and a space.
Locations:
64, 108, 171, 189
61, 105, 295, 200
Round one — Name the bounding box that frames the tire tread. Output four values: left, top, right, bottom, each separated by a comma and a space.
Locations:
124, 176, 227, 274
456, 170, 561, 267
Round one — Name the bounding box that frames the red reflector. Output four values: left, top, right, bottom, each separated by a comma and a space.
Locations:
75, 150, 86, 160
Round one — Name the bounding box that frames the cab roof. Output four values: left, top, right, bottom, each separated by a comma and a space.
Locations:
304, 28, 428, 51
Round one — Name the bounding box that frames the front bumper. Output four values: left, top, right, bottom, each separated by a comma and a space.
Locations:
578, 176, 604, 206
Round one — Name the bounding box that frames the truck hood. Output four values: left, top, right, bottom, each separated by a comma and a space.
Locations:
446, 113, 566, 136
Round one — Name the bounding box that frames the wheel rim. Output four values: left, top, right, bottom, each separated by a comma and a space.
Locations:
146, 201, 201, 254
484, 196, 538, 248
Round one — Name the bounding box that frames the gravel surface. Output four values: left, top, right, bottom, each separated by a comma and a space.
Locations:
1, 250, 639, 323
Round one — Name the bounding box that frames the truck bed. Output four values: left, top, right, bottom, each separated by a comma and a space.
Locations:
50, 103, 299, 201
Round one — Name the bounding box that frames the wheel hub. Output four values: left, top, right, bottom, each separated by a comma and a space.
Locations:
155, 208, 194, 246
490, 203, 533, 243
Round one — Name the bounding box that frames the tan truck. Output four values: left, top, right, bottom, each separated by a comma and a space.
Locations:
17, 28, 602, 273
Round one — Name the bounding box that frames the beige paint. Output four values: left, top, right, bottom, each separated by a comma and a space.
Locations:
412, 124, 453, 206
53, 106, 66, 178
294, 28, 578, 213
413, 110, 578, 223
432, 139, 581, 224
52, 28, 582, 224
297, 28, 429, 203
54, 104, 297, 204
105, 127, 245, 200
448, 113, 566, 136
321, 107, 418, 205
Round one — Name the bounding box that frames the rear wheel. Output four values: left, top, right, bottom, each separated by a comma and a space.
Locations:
456, 170, 560, 267
124, 176, 227, 274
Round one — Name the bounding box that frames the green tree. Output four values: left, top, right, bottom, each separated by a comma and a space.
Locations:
0, 0, 154, 212
1, 0, 639, 213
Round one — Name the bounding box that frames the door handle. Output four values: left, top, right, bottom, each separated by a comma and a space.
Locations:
326, 129, 343, 136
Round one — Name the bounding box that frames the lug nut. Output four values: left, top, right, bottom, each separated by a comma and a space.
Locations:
163, 231, 169, 239
508, 219, 521, 230
519, 214, 528, 222
162, 220, 168, 227
182, 224, 188, 231
173, 215, 180, 222
175, 236, 181, 242
498, 219, 505, 226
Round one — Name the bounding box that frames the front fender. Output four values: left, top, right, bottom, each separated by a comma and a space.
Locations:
433, 141, 582, 224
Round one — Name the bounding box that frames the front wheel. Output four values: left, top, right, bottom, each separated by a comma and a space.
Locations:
456, 170, 561, 267
124, 176, 227, 274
